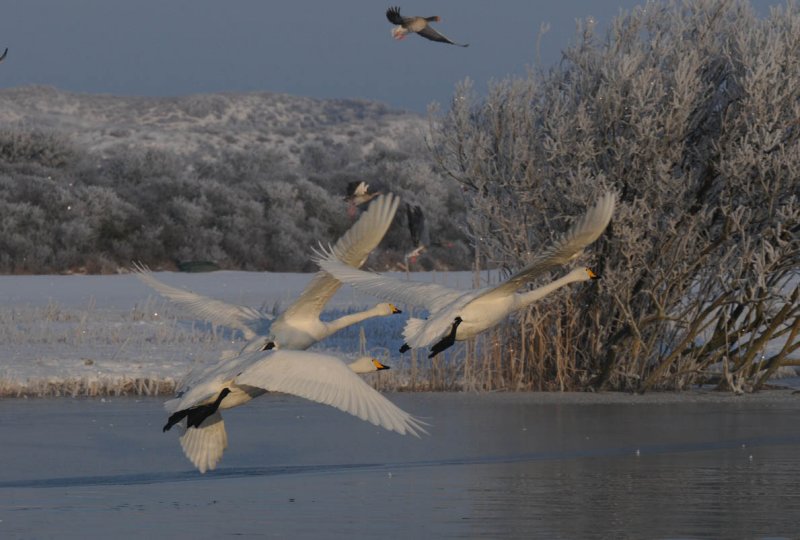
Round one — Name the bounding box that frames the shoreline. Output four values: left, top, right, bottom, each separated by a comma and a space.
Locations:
3, 384, 798, 403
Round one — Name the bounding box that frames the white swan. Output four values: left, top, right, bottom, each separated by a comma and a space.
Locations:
163, 349, 425, 473
134, 193, 402, 352
314, 192, 617, 357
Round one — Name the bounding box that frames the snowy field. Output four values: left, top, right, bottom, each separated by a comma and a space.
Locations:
1, 270, 797, 396
0, 270, 485, 396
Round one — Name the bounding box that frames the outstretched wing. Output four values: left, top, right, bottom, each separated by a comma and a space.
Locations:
312, 244, 468, 314
133, 262, 270, 340
418, 26, 468, 47
282, 193, 400, 320
0, 48, 7, 63
386, 6, 407, 25
235, 350, 428, 437
476, 191, 616, 302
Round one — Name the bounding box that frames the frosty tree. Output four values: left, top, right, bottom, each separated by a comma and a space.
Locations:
432, 0, 799, 391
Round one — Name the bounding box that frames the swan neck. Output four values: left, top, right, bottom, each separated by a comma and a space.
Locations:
514, 272, 585, 309
324, 306, 382, 333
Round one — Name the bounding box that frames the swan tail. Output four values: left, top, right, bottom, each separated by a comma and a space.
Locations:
402, 317, 428, 348
178, 411, 228, 474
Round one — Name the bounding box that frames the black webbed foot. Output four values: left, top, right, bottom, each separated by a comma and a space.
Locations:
163, 388, 231, 432
428, 317, 462, 358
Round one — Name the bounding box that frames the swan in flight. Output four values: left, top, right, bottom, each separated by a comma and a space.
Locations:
164, 349, 426, 473
386, 6, 469, 47
134, 193, 403, 352
314, 192, 616, 357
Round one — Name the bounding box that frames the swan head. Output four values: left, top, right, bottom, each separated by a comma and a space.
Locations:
561, 267, 600, 283
377, 303, 402, 315
569, 267, 600, 281
348, 356, 391, 374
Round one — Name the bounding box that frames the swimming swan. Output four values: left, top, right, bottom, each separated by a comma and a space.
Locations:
134, 193, 402, 352
314, 192, 616, 357
163, 349, 426, 473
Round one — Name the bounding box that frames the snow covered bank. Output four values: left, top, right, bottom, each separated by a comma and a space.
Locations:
0, 270, 479, 397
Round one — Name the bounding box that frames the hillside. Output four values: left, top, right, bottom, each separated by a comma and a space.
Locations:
0, 86, 468, 274
0, 85, 425, 163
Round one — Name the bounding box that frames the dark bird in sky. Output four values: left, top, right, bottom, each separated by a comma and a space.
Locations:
386, 6, 469, 47
0, 48, 8, 63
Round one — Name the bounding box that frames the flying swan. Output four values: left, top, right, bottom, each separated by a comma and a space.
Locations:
134, 193, 403, 352
163, 349, 426, 473
314, 192, 617, 357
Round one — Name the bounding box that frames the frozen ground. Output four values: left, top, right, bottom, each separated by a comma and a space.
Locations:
1, 392, 799, 538
0, 270, 797, 396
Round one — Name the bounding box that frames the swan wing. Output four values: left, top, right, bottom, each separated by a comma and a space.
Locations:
133, 262, 270, 340
234, 350, 427, 437
476, 191, 616, 302
178, 411, 228, 473
283, 193, 400, 320
313, 246, 466, 313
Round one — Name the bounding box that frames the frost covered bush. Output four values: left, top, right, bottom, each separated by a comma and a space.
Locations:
0, 129, 78, 170
433, 0, 799, 392
0, 105, 470, 272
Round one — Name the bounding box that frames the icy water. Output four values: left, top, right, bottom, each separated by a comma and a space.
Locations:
1, 392, 799, 539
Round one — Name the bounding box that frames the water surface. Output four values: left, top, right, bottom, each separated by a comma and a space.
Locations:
1, 392, 799, 538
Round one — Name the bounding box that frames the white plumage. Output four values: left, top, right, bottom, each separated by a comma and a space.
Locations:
166, 350, 423, 473
135, 193, 402, 352
314, 192, 617, 357
151, 194, 412, 472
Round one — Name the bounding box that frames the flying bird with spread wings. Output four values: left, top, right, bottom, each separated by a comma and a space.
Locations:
134, 194, 403, 353
315, 192, 616, 358
386, 6, 469, 47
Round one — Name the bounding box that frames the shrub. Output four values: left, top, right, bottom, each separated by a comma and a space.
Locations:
432, 0, 799, 392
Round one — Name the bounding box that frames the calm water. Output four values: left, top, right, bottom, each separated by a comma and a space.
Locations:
1, 392, 799, 539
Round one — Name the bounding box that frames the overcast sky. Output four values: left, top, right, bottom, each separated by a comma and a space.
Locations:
0, 1, 779, 113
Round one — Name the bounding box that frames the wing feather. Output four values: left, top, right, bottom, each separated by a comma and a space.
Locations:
178, 411, 228, 473
235, 350, 427, 437
418, 26, 468, 47
313, 246, 467, 313
476, 192, 616, 302
386, 6, 406, 25
133, 262, 269, 340
282, 193, 400, 320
